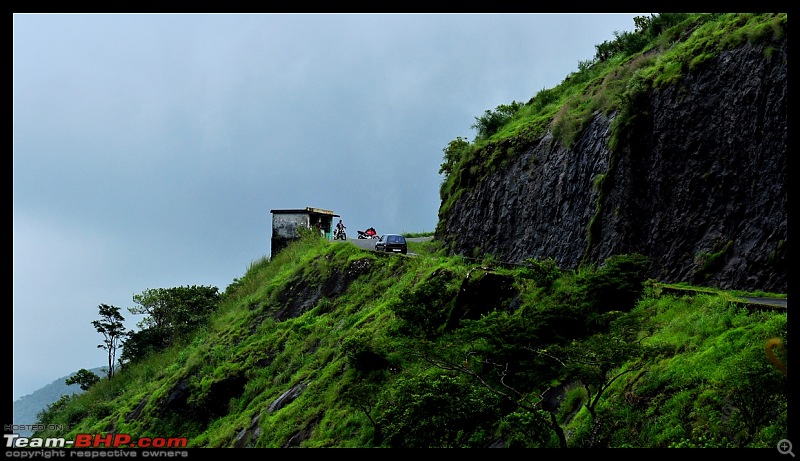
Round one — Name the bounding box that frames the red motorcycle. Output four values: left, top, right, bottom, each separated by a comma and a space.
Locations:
357, 228, 378, 239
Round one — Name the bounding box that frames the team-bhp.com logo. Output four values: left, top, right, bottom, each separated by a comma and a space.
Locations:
4, 433, 188, 449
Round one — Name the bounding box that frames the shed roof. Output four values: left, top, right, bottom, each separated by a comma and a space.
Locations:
270, 207, 339, 217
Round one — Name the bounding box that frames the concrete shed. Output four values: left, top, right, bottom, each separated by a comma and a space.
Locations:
270, 207, 339, 257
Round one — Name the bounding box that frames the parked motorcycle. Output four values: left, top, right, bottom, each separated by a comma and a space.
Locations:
357, 229, 378, 239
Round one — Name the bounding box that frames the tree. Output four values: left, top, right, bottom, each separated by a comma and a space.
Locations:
119, 327, 167, 366
410, 348, 569, 448
376, 374, 502, 447
404, 315, 570, 448
439, 136, 471, 178
122, 285, 220, 364
342, 380, 385, 445
91, 304, 127, 380
65, 368, 101, 391
557, 330, 647, 421
401, 258, 657, 448
129, 286, 219, 337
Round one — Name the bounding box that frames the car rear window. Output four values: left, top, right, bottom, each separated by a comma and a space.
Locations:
388, 235, 405, 243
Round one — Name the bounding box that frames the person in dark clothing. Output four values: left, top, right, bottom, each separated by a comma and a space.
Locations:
335, 219, 346, 239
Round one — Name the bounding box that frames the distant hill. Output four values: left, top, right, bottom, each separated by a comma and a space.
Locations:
12, 366, 106, 438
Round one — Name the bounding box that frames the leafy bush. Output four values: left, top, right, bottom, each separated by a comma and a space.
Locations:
342, 331, 389, 373
388, 269, 459, 339
438, 136, 472, 178
497, 408, 559, 448
377, 374, 502, 447
578, 253, 651, 314
471, 101, 523, 140
521, 257, 562, 289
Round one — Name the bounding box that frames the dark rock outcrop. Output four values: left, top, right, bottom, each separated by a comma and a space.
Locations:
267, 381, 308, 413
272, 257, 374, 321
232, 381, 309, 448
438, 39, 787, 294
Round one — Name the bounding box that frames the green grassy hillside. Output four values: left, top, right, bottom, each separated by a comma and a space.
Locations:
31, 234, 787, 448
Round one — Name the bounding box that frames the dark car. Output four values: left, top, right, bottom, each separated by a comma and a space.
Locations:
375, 234, 407, 254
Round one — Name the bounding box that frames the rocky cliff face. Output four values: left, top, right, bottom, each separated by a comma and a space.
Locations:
437, 38, 787, 294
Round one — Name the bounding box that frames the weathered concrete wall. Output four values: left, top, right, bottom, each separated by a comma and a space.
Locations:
271, 212, 310, 257
272, 213, 310, 240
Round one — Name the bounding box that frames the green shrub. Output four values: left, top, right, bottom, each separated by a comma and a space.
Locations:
578, 254, 651, 314
388, 270, 459, 339
471, 102, 523, 140
377, 374, 502, 447
520, 257, 561, 289
342, 331, 389, 373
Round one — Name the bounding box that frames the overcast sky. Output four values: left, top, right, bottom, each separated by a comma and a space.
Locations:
13, 12, 644, 401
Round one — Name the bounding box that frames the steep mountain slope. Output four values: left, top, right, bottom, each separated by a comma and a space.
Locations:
437, 14, 787, 294
27, 236, 787, 448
